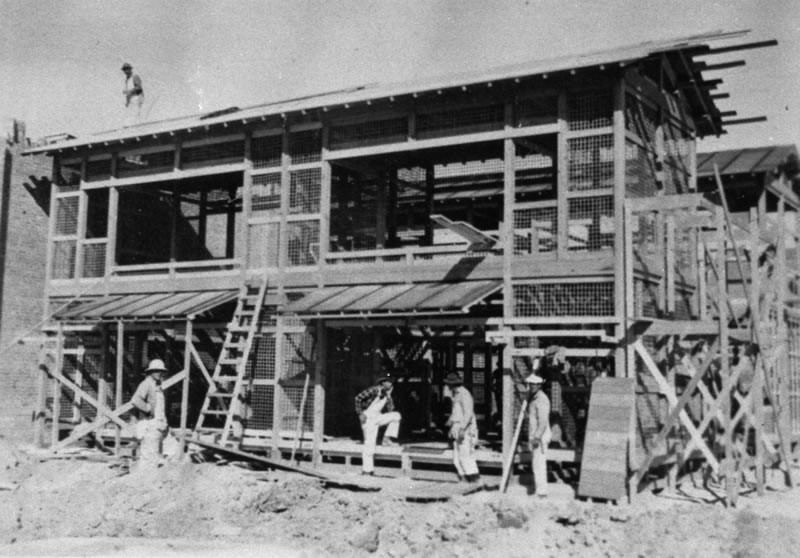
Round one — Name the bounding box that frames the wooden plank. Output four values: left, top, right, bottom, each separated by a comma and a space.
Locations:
578, 378, 635, 501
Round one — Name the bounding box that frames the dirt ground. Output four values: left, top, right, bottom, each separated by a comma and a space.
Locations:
1, 439, 800, 557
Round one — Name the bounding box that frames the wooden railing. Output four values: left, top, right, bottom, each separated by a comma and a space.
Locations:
110, 258, 242, 279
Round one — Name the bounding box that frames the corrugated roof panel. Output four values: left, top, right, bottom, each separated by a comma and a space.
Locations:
282, 280, 502, 317
312, 285, 384, 313
697, 145, 797, 177
345, 284, 416, 312
54, 290, 238, 321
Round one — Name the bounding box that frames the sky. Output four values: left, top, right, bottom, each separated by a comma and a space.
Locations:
1, 0, 798, 153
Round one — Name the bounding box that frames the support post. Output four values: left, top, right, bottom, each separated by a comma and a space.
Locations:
33, 342, 50, 447
51, 323, 64, 447
97, 324, 109, 432
750, 207, 765, 494
181, 318, 193, 450
115, 320, 124, 455
312, 321, 326, 467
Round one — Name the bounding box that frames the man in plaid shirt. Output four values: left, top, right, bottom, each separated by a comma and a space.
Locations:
355, 375, 402, 475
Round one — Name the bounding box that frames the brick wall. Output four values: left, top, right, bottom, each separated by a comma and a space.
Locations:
0, 121, 51, 443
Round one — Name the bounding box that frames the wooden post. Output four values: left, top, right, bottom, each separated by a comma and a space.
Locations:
501, 101, 516, 459
312, 321, 326, 467
181, 319, 193, 449
776, 197, 792, 470
272, 317, 285, 457
556, 91, 568, 258
375, 171, 387, 249
319, 125, 331, 274
424, 165, 435, 245
33, 342, 50, 447
97, 324, 109, 433
51, 323, 64, 447
115, 320, 124, 455
716, 206, 737, 504
750, 207, 765, 494
666, 215, 676, 315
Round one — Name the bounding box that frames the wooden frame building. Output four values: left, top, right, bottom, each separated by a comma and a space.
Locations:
23, 30, 795, 498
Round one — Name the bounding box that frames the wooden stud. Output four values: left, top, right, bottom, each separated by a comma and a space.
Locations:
556, 91, 568, 258
312, 321, 326, 467
181, 319, 192, 450
115, 320, 124, 455
51, 323, 64, 447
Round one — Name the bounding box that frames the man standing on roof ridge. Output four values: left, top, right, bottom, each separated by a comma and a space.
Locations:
121, 62, 144, 126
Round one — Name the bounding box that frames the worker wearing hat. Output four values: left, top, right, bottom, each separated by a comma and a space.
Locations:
525, 373, 551, 497
131, 358, 169, 465
354, 372, 402, 475
121, 62, 144, 125
444, 372, 481, 484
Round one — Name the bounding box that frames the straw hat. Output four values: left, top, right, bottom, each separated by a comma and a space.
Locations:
524, 373, 544, 384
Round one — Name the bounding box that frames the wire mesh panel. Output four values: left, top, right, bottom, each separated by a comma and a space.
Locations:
251, 173, 282, 215
248, 333, 276, 381
247, 384, 275, 430
634, 278, 659, 318
330, 117, 408, 150
631, 211, 657, 261
568, 90, 612, 131
247, 222, 280, 268
289, 129, 322, 165
80, 352, 103, 419
513, 206, 557, 254
513, 281, 615, 317
416, 103, 504, 139
787, 314, 800, 434
281, 331, 315, 382
567, 195, 614, 252
289, 168, 321, 214
118, 150, 175, 177
624, 94, 658, 145
279, 384, 314, 432
625, 141, 658, 198
285, 220, 320, 266
59, 354, 80, 421
568, 135, 614, 191
181, 140, 244, 168
52, 240, 76, 279
252, 134, 283, 169
82, 243, 106, 278
55, 197, 79, 235
516, 95, 558, 127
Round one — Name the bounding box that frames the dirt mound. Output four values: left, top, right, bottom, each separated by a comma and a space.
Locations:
1, 441, 800, 557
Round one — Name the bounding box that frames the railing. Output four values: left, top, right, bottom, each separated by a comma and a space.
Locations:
325, 243, 497, 266
110, 258, 242, 279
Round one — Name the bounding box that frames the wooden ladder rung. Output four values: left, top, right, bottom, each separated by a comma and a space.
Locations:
202, 410, 228, 416
218, 357, 240, 366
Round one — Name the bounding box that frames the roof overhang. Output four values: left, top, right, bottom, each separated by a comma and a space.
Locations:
283, 280, 502, 319
24, 29, 757, 156
53, 289, 239, 323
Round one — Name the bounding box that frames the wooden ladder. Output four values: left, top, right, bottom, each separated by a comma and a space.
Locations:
194, 278, 268, 446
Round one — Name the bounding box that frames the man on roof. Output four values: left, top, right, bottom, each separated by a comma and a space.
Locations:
121, 62, 144, 125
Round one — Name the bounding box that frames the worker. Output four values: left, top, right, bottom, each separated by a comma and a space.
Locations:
444, 372, 481, 484
525, 373, 551, 497
131, 358, 169, 466
121, 62, 144, 125
354, 374, 402, 476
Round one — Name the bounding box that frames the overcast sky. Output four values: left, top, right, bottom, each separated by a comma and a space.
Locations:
1, 0, 797, 153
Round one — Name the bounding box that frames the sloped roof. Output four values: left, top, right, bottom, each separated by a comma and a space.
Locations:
697, 145, 798, 177
25, 29, 749, 156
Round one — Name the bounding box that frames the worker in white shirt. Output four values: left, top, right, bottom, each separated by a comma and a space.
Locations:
354, 375, 402, 476
444, 372, 481, 484
121, 62, 144, 125
525, 373, 551, 497
131, 358, 169, 465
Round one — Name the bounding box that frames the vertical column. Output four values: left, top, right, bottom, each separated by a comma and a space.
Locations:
613, 79, 629, 380
665, 216, 676, 315
271, 316, 285, 457
279, 125, 290, 270
319, 124, 331, 274
115, 320, 124, 455
375, 172, 387, 249
51, 323, 64, 447
776, 197, 791, 468
312, 321, 327, 467
106, 186, 119, 287
424, 166, 435, 246
556, 92, 569, 258
501, 101, 516, 457
181, 319, 193, 452
75, 157, 88, 279
749, 206, 765, 494
97, 324, 109, 429
242, 131, 252, 269
44, 156, 59, 292
33, 342, 50, 447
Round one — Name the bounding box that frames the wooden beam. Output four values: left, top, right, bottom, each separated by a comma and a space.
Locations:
722, 116, 767, 126
704, 40, 778, 55
626, 193, 712, 212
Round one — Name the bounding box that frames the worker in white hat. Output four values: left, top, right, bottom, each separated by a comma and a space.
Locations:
525, 373, 551, 497
444, 372, 480, 484
131, 358, 169, 465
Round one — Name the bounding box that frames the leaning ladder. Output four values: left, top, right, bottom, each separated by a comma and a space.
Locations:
194, 278, 268, 446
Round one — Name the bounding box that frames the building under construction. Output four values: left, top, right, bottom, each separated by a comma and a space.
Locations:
23, 30, 799, 501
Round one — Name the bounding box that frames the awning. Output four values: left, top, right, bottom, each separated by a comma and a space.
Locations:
54, 289, 240, 322
283, 280, 502, 318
